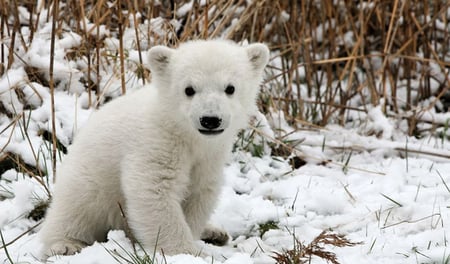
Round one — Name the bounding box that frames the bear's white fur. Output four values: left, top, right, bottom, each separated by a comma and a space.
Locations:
38, 39, 269, 257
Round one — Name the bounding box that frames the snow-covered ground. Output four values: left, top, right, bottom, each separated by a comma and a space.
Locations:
1, 116, 450, 264
1, 4, 450, 264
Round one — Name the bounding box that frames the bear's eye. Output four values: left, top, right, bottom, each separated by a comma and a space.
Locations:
225, 85, 235, 95
185, 86, 196, 97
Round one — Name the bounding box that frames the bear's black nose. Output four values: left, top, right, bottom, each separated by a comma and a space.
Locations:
200, 116, 222, 130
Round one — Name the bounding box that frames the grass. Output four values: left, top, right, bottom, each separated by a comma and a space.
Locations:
442, 250, 450, 264
272, 230, 362, 264
105, 239, 163, 264
437, 170, 450, 194
380, 193, 403, 207
258, 220, 280, 238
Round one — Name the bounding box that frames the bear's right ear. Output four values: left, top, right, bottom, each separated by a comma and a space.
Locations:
148, 46, 174, 76
246, 43, 270, 72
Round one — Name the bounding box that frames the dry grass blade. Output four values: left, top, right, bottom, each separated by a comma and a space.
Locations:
272, 230, 362, 264
0, 222, 41, 250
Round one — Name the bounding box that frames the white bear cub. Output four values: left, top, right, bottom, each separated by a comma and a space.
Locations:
38, 39, 269, 257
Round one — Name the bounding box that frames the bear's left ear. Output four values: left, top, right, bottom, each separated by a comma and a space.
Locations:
148, 46, 174, 76
246, 43, 270, 72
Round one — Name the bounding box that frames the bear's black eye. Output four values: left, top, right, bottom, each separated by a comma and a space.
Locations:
185, 86, 196, 97
225, 85, 235, 95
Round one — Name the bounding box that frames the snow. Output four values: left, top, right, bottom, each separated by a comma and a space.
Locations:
359, 103, 394, 139
1, 3, 450, 264
4, 120, 450, 263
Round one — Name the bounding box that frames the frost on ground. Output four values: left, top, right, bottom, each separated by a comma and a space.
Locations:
1, 2, 450, 264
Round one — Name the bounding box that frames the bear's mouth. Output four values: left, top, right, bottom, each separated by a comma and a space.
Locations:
198, 129, 224, 135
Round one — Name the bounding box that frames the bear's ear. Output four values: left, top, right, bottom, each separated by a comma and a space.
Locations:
246, 43, 270, 72
148, 46, 174, 75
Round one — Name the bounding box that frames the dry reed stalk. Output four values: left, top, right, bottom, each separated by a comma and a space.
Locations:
49, 0, 59, 183
77, 0, 94, 107
128, 0, 146, 85
117, 0, 127, 95
0, 0, 5, 75
94, 0, 105, 104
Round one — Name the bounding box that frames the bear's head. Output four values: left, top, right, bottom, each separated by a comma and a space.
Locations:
148, 40, 269, 138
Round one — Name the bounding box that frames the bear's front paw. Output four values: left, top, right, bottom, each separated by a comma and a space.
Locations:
44, 238, 87, 258
161, 242, 203, 257
200, 226, 229, 246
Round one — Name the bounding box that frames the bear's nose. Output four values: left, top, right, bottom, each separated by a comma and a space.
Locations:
200, 116, 222, 130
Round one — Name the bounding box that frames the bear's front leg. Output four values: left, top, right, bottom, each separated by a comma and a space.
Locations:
182, 165, 229, 246
121, 158, 199, 255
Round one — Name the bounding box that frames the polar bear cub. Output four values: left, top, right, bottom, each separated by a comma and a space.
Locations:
38, 39, 269, 257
